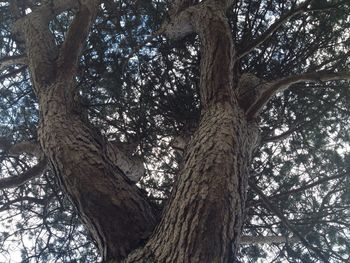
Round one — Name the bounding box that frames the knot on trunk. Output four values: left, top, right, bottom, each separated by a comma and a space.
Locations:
237, 73, 263, 112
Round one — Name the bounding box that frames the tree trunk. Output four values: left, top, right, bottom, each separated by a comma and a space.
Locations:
15, 0, 260, 262
124, 1, 259, 262
37, 80, 158, 262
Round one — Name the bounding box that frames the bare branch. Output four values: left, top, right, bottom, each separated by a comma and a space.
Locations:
238, 0, 312, 59
249, 180, 330, 262
0, 55, 27, 71
241, 235, 299, 245
0, 159, 47, 190
246, 71, 350, 119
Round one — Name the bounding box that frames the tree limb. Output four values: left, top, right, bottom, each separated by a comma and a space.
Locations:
0, 55, 27, 71
0, 159, 47, 190
248, 172, 348, 208
249, 180, 330, 262
238, 0, 312, 60
262, 125, 301, 143
240, 235, 299, 245
57, 0, 100, 80
0, 138, 43, 158
164, 0, 236, 40
0, 66, 27, 81
8, 141, 43, 158
11, 0, 79, 90
272, 172, 348, 201
247, 71, 350, 119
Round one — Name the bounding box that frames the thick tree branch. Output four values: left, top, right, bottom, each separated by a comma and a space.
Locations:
0, 55, 27, 71
11, 0, 79, 90
125, 2, 258, 261
57, 0, 100, 80
238, 0, 312, 59
0, 138, 43, 158
249, 180, 330, 262
246, 71, 350, 119
164, 0, 235, 40
0, 159, 47, 190
8, 141, 43, 158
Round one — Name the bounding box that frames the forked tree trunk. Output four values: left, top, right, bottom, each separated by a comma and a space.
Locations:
15, 0, 259, 262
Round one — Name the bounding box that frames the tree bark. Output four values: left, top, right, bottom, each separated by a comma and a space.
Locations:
7, 0, 350, 262
38, 80, 158, 262
12, 0, 260, 262
124, 1, 259, 262
12, 1, 158, 262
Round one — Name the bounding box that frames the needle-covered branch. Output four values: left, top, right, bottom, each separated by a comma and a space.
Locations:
246, 71, 350, 119
0, 159, 47, 190
270, 172, 348, 203
248, 171, 348, 208
249, 180, 330, 262
238, 0, 312, 59
0, 196, 49, 212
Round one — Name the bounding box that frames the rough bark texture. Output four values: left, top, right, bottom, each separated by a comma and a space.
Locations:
37, 81, 158, 262
13, 1, 158, 262
124, 2, 259, 262
12, 0, 260, 262
7, 0, 350, 262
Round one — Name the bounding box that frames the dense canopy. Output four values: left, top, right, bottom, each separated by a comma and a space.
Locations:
0, 0, 349, 262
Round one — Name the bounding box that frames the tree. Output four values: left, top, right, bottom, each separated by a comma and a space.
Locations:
0, 0, 349, 262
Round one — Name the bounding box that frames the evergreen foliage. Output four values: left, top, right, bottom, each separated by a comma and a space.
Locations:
0, 0, 349, 262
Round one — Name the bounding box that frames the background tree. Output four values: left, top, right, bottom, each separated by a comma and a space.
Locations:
0, 0, 349, 262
